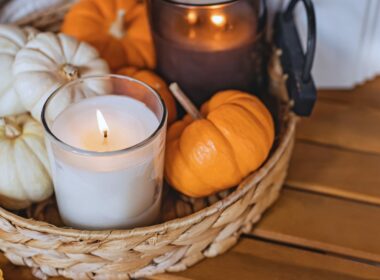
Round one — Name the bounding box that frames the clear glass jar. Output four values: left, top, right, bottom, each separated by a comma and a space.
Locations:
42, 75, 167, 230
148, 0, 266, 106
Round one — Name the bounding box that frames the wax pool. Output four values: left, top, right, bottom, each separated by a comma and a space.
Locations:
46, 95, 165, 230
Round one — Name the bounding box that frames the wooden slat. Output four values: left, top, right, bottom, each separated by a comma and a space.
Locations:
318, 78, 380, 110
297, 77, 380, 154
252, 189, 380, 263
170, 238, 380, 280
296, 98, 380, 154
150, 238, 380, 280
286, 141, 380, 205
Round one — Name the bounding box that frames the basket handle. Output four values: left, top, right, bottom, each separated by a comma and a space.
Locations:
284, 0, 316, 83
258, 0, 268, 32
274, 0, 317, 116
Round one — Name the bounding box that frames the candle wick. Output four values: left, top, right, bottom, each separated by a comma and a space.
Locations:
103, 130, 108, 145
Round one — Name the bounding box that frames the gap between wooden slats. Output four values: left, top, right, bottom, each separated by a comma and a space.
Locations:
251, 189, 380, 264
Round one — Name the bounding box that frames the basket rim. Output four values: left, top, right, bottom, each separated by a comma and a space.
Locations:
0, 113, 297, 239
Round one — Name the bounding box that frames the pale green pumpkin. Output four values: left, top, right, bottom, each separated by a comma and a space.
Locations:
0, 114, 52, 209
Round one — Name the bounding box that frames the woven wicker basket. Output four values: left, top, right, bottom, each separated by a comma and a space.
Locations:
0, 1, 297, 279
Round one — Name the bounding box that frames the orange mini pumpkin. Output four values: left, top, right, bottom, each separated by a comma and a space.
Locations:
165, 90, 274, 197
117, 67, 177, 124
61, 0, 155, 70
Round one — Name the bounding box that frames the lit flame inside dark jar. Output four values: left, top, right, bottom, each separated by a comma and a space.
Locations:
148, 0, 266, 107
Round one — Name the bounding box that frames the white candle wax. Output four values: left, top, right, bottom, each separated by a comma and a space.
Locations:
46, 95, 165, 230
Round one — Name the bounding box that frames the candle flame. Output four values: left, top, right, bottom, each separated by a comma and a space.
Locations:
186, 11, 198, 25
96, 109, 109, 138
210, 14, 226, 27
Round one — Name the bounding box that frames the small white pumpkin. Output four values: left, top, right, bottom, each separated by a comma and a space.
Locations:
13, 32, 110, 121
0, 114, 52, 210
0, 0, 67, 23
0, 24, 38, 117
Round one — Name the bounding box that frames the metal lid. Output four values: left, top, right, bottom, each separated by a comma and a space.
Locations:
168, 0, 232, 5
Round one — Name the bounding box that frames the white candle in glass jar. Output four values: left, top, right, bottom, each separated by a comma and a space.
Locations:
46, 95, 165, 230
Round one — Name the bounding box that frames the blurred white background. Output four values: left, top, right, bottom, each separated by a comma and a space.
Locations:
268, 0, 380, 89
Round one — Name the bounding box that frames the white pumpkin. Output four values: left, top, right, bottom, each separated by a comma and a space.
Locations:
0, 0, 67, 23
0, 114, 52, 210
0, 24, 38, 117
13, 32, 110, 121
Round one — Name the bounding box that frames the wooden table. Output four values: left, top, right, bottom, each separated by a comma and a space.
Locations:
2, 79, 380, 279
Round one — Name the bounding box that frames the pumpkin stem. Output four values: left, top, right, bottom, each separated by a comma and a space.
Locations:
169, 83, 202, 119
61, 64, 79, 81
3, 118, 21, 139
109, 9, 126, 39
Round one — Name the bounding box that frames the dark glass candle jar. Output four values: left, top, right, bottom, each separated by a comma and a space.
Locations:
148, 0, 266, 106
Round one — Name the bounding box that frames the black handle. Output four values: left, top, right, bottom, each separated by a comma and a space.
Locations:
258, 0, 268, 32
273, 0, 317, 116
284, 0, 316, 83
